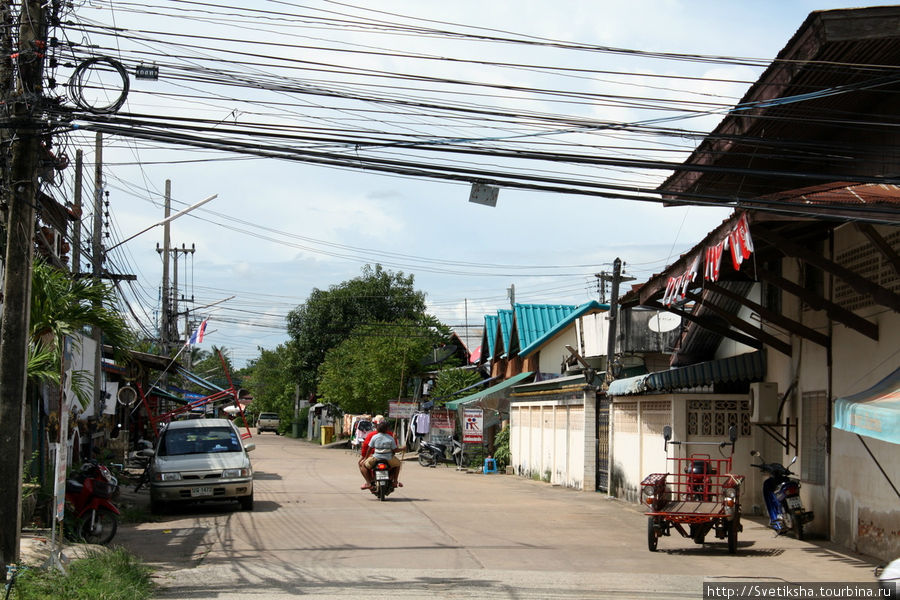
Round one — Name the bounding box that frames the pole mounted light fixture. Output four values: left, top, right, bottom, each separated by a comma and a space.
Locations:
105, 194, 217, 252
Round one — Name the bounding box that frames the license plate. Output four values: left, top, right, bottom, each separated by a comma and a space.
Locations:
191, 487, 213, 497
786, 496, 802, 509
375, 471, 389, 481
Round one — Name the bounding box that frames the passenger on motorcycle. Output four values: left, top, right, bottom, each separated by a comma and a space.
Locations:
359, 418, 403, 489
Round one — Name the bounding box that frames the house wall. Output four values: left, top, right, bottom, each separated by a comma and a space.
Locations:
760, 223, 900, 560
510, 390, 592, 490
826, 223, 900, 561
536, 328, 578, 375
611, 394, 760, 506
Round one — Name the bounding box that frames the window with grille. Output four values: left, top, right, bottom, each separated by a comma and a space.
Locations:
801, 390, 827, 484
834, 230, 900, 311
687, 399, 751, 437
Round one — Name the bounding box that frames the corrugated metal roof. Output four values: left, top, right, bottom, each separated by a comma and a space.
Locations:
445, 371, 534, 410
513, 303, 577, 351
483, 315, 498, 360
658, 6, 900, 202
608, 350, 766, 396
519, 301, 607, 358
497, 309, 513, 358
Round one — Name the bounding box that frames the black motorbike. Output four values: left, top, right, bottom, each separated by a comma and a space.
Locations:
369, 458, 396, 501
417, 436, 464, 468
750, 450, 814, 539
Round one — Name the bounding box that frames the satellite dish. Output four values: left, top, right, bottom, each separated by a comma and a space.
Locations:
117, 385, 138, 406
648, 312, 680, 333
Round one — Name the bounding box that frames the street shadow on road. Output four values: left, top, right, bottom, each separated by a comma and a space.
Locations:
797, 542, 879, 569
253, 470, 283, 480
659, 542, 786, 557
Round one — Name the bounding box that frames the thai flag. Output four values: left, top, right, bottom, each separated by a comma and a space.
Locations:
187, 319, 208, 346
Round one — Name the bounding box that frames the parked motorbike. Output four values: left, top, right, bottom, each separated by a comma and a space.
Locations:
368, 458, 396, 501
750, 450, 813, 539
65, 460, 120, 545
417, 436, 464, 468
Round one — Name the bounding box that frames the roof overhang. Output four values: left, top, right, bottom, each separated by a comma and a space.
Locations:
658, 7, 900, 210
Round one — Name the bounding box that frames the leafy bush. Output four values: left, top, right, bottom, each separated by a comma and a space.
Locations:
493, 425, 510, 469
12, 548, 153, 600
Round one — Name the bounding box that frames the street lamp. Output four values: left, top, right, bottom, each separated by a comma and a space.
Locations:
105, 194, 217, 252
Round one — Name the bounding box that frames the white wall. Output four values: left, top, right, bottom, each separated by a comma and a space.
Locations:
510, 395, 587, 490
828, 228, 900, 559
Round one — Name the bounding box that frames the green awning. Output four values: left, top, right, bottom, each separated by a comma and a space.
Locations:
834, 366, 900, 445
445, 371, 534, 411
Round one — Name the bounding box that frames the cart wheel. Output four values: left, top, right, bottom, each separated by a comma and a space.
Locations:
648, 517, 659, 552
727, 518, 738, 554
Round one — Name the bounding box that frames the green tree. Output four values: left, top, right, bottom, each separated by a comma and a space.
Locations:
242, 344, 296, 431
317, 320, 446, 415
286, 264, 427, 398
26, 260, 133, 404
431, 367, 484, 406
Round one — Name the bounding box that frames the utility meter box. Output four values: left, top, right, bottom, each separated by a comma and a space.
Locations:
749, 382, 779, 424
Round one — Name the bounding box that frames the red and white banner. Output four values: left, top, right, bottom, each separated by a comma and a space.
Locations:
664, 213, 754, 302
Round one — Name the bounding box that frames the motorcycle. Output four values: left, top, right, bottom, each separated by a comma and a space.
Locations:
65, 460, 120, 545
368, 458, 396, 501
417, 436, 464, 468
750, 450, 813, 539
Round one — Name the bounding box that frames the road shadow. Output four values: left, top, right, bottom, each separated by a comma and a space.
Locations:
798, 541, 879, 569
253, 471, 283, 480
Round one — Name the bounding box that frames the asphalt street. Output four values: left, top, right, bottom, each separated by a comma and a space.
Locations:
114, 434, 880, 599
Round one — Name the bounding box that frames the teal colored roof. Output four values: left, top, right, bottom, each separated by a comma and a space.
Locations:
512, 303, 577, 353
497, 309, 513, 358
445, 371, 535, 410
482, 314, 499, 360
519, 301, 608, 358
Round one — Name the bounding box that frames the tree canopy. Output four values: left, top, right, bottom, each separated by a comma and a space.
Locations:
286, 264, 428, 397
317, 320, 446, 415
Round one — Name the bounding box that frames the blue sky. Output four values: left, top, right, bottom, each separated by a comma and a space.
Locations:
64, 1, 897, 365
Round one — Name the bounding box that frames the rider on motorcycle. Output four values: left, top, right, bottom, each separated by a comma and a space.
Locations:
359, 418, 403, 489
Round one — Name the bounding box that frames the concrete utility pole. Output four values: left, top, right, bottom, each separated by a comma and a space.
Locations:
0, 0, 47, 574
604, 258, 622, 384
72, 149, 83, 274
158, 181, 172, 355
89, 133, 103, 457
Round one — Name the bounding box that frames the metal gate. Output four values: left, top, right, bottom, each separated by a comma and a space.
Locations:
596, 396, 610, 492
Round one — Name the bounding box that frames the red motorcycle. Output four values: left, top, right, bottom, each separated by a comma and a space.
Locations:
66, 460, 120, 545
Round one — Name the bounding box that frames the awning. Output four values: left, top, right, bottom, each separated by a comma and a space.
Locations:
608, 351, 766, 396
834, 367, 900, 445
445, 371, 534, 411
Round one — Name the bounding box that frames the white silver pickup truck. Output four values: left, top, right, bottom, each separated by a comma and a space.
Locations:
256, 412, 281, 435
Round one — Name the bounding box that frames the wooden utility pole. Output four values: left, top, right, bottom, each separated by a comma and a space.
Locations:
0, 0, 47, 574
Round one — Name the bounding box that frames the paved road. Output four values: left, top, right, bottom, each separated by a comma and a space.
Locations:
115, 434, 878, 599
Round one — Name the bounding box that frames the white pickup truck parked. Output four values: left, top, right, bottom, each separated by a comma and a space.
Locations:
257, 412, 281, 435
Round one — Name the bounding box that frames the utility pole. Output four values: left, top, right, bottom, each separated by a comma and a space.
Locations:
596, 271, 608, 304
170, 242, 194, 348
0, 0, 47, 574
605, 258, 622, 384
72, 149, 82, 274
89, 134, 103, 458
507, 283, 515, 309
158, 181, 171, 356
